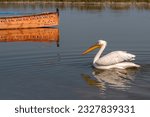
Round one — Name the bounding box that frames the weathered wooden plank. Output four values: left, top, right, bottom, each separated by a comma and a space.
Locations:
0, 9, 59, 29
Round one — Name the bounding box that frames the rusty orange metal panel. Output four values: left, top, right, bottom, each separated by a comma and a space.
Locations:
0, 28, 59, 45
0, 9, 59, 29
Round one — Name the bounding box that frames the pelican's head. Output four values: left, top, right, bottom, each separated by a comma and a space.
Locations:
82, 40, 107, 55
98, 40, 107, 45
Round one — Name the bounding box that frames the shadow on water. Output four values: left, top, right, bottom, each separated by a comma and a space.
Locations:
0, 28, 60, 47
81, 68, 139, 95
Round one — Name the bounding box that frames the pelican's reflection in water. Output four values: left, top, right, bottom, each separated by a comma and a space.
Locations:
82, 68, 139, 94
0, 28, 59, 46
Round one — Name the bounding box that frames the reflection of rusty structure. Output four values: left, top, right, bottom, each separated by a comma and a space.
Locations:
0, 28, 59, 46
0, 9, 59, 29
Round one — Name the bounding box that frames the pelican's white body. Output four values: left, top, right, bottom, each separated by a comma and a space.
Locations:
92, 40, 140, 69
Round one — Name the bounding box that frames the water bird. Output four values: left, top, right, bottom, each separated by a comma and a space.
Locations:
82, 40, 140, 69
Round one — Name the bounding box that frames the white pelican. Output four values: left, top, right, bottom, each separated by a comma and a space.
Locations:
82, 40, 140, 69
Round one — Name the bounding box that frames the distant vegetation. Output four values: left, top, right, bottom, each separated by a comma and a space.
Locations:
0, 0, 150, 2
1, 0, 150, 11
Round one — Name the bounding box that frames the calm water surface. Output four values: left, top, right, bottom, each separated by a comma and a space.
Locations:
0, 3, 150, 99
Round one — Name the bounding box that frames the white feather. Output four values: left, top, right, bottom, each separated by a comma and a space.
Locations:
96, 51, 136, 66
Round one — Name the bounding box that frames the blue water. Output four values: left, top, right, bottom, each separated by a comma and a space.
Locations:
0, 3, 150, 99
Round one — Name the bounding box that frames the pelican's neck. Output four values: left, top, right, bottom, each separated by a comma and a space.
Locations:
93, 43, 106, 64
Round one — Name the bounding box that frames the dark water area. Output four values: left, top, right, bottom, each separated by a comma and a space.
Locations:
0, 3, 150, 99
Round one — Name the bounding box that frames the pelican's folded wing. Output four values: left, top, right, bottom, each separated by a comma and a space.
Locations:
96, 51, 136, 66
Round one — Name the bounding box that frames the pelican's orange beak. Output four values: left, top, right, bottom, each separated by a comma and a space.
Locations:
82, 43, 102, 55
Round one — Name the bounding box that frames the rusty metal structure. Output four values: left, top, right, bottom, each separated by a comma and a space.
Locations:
0, 9, 59, 29
0, 28, 59, 46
